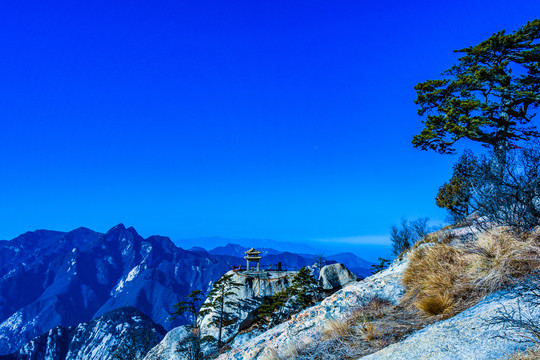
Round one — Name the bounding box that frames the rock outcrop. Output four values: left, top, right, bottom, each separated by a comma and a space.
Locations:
318, 263, 357, 290
217, 256, 408, 360
198, 270, 296, 344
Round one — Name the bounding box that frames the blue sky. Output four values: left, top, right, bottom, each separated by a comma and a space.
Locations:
0, 1, 538, 258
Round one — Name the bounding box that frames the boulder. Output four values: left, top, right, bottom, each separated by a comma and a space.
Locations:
318, 263, 357, 290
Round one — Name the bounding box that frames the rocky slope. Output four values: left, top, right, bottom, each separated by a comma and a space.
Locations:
358, 289, 539, 360
214, 233, 540, 360
0, 307, 165, 360
215, 257, 407, 360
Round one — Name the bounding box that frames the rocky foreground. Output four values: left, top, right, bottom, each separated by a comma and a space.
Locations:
216, 258, 407, 360
207, 240, 540, 360
359, 289, 538, 360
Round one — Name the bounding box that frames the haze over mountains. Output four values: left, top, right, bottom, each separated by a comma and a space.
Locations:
175, 236, 390, 262
0, 224, 372, 356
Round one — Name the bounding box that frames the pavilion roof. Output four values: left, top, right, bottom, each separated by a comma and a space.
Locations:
245, 248, 261, 255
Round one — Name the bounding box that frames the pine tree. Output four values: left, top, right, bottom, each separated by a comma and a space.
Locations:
199, 273, 242, 347
289, 266, 319, 308
370, 258, 391, 274
413, 19, 540, 179
169, 290, 204, 327
257, 267, 321, 329
435, 150, 478, 221
257, 289, 288, 327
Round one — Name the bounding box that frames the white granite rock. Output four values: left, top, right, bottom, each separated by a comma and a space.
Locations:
358, 289, 539, 360
198, 270, 296, 344
318, 263, 357, 290
142, 326, 190, 360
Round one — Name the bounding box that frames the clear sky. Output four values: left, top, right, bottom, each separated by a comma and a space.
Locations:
1, 1, 539, 255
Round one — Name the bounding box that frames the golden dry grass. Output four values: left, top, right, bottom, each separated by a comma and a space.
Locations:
262, 342, 306, 360
410, 230, 455, 251
503, 346, 540, 360
413, 293, 455, 316
468, 229, 540, 292
283, 298, 432, 360
359, 320, 376, 341
403, 228, 540, 318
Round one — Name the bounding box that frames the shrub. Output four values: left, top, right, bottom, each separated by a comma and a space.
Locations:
436, 150, 478, 221
441, 142, 540, 230
370, 258, 391, 275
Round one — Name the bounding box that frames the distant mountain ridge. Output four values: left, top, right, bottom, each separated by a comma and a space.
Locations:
177, 236, 324, 256
208, 243, 372, 276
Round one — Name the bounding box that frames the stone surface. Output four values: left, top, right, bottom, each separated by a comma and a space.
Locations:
142, 326, 191, 360
217, 256, 408, 360
318, 263, 357, 290
358, 290, 539, 360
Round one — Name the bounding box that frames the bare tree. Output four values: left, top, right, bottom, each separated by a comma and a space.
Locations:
467, 142, 540, 230
390, 218, 431, 256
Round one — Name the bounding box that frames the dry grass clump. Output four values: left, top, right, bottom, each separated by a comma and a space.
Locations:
468, 229, 540, 292
410, 230, 455, 251
322, 319, 355, 340
403, 243, 471, 316
276, 297, 429, 360
262, 341, 306, 360
359, 320, 376, 341
502, 346, 540, 360
413, 293, 455, 317
403, 228, 540, 318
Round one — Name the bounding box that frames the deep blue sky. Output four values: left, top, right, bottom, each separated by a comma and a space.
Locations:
1, 1, 538, 257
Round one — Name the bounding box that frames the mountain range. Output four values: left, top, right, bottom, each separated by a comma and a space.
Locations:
0, 225, 371, 355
